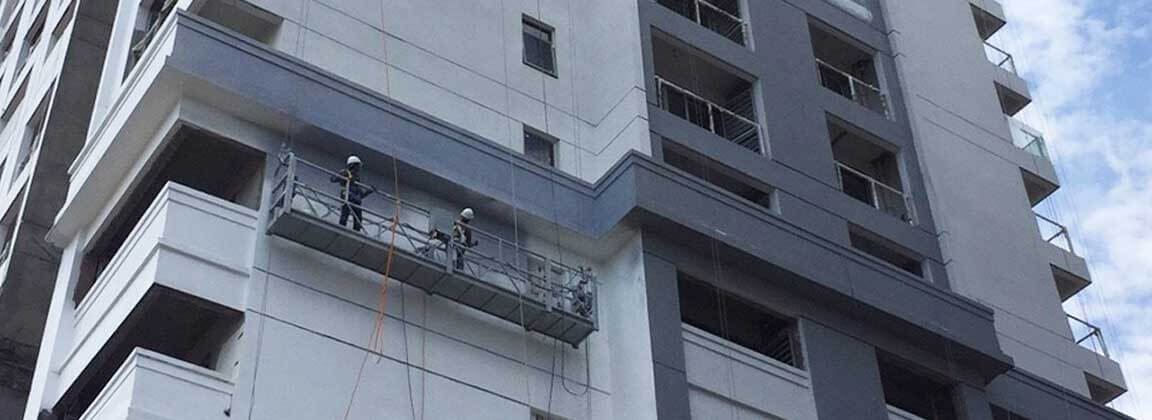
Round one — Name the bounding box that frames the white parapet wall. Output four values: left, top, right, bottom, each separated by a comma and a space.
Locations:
79, 348, 234, 420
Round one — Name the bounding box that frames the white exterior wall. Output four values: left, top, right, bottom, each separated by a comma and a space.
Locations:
250, 0, 650, 183
881, 0, 1117, 396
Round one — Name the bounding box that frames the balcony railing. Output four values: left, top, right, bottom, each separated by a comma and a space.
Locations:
835, 162, 914, 224
1035, 212, 1074, 254
1006, 116, 1049, 159
268, 152, 598, 346
816, 59, 891, 119
984, 41, 1017, 74
1068, 313, 1110, 358
655, 76, 762, 153
657, 0, 748, 46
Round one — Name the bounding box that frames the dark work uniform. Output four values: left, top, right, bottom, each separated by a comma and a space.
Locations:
331, 168, 372, 231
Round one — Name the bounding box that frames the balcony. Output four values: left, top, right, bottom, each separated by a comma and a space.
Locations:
1067, 314, 1108, 358
79, 349, 233, 420
656, 0, 749, 46
983, 42, 1017, 74
829, 120, 914, 223
1066, 314, 1128, 404
267, 153, 598, 347
810, 22, 891, 119
61, 183, 255, 399
970, 1, 1006, 40
655, 76, 761, 153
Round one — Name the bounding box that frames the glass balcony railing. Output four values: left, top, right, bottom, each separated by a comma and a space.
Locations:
657, 0, 748, 46
835, 162, 914, 224
1068, 313, 1111, 358
655, 76, 763, 154
984, 41, 1017, 74
1006, 116, 1049, 159
816, 59, 891, 119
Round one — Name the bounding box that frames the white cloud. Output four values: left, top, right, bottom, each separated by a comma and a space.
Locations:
1000, 0, 1152, 417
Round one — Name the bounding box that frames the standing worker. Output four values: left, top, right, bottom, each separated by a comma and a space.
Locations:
452, 208, 477, 269
331, 155, 375, 232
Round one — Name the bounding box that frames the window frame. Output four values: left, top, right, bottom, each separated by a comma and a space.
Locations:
521, 15, 557, 77
522, 125, 557, 168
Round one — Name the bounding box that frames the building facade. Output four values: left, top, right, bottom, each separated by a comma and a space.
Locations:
2, 0, 1131, 419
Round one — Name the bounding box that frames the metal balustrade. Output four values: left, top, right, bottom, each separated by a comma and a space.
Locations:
657, 0, 748, 45
984, 41, 1018, 74
1035, 212, 1075, 254
816, 59, 891, 119
1068, 313, 1110, 358
835, 162, 914, 224
267, 152, 598, 346
655, 76, 763, 154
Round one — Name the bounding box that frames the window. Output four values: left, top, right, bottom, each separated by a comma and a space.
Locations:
662, 140, 774, 211
829, 118, 912, 223
849, 226, 923, 277
809, 21, 889, 118
678, 272, 803, 368
0, 199, 17, 264
14, 94, 48, 183
522, 16, 555, 76
879, 357, 957, 420
523, 125, 556, 167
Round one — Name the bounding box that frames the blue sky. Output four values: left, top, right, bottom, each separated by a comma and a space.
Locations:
998, 0, 1151, 416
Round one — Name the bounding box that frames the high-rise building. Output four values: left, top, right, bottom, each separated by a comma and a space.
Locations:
2, 0, 1131, 419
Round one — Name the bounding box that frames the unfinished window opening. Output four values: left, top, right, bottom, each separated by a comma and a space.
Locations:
49, 0, 77, 53
72, 128, 264, 306
829, 119, 912, 223
809, 21, 889, 118
196, 0, 280, 44
522, 16, 555, 76
656, 0, 748, 46
0, 5, 18, 68
1, 70, 28, 123
523, 125, 556, 167
990, 405, 1030, 420
54, 286, 243, 419
678, 272, 804, 369
849, 226, 923, 277
652, 32, 761, 153
0, 0, 18, 27
879, 356, 957, 420
662, 140, 774, 211
13, 92, 48, 183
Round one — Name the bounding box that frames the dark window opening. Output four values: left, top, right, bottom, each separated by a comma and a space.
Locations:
16, 2, 47, 73
72, 128, 265, 306
0, 196, 18, 264
14, 94, 49, 181
678, 272, 803, 369
652, 32, 760, 153
849, 226, 923, 277
809, 21, 888, 117
197, 0, 281, 43
656, 0, 748, 46
522, 16, 555, 76
879, 357, 957, 420
829, 119, 912, 223
523, 125, 556, 167
662, 140, 774, 211
53, 287, 243, 420
990, 405, 1030, 420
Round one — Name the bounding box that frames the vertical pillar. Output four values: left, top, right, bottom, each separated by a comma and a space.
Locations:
803, 321, 890, 420
642, 251, 691, 420
953, 384, 995, 420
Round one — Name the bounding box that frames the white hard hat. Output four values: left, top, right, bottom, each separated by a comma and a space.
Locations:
347, 155, 362, 166
460, 208, 474, 220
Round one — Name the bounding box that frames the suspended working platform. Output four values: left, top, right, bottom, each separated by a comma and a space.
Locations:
266, 153, 597, 347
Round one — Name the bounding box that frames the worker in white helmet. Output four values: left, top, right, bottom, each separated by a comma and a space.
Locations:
451, 207, 477, 269
330, 155, 375, 231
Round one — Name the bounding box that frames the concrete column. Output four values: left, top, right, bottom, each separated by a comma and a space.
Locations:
803, 321, 889, 420
954, 383, 995, 420
642, 251, 690, 420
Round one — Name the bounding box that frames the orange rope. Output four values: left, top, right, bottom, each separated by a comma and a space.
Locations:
344, 164, 402, 419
